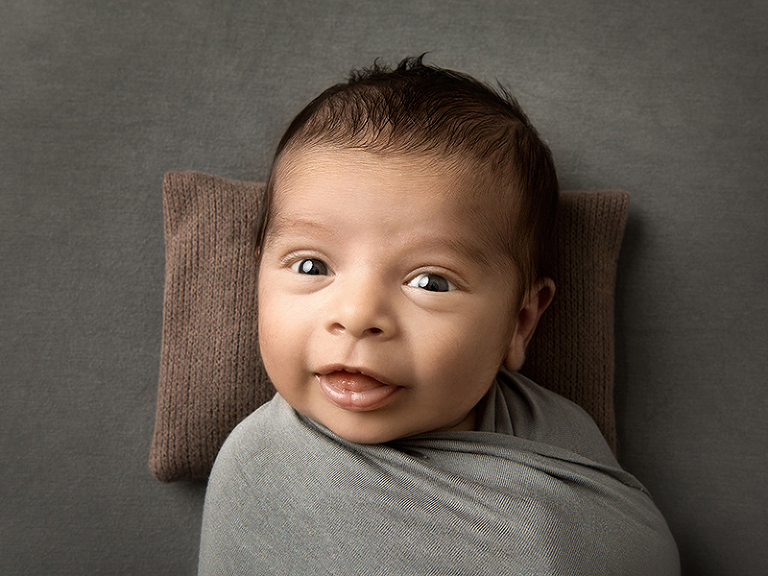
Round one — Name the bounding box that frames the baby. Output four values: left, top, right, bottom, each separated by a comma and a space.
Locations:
198, 56, 679, 575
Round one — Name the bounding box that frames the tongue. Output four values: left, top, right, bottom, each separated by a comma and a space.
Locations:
326, 371, 383, 392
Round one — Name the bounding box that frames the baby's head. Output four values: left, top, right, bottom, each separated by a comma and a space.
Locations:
257, 56, 558, 443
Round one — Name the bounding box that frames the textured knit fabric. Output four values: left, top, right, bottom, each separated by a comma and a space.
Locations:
198, 369, 679, 576
150, 172, 628, 482
149, 172, 273, 482
521, 189, 629, 452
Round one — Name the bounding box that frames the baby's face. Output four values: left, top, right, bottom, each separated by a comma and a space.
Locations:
258, 146, 520, 443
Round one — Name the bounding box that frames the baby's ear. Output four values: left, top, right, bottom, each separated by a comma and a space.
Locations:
504, 278, 555, 372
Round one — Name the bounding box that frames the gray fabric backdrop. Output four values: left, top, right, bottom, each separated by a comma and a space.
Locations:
2, 1, 765, 574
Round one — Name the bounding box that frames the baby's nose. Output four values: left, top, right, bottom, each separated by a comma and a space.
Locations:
325, 277, 397, 339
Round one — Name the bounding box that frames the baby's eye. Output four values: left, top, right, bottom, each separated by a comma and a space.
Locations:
407, 273, 456, 292
291, 258, 329, 276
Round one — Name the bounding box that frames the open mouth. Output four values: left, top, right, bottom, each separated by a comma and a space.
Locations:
316, 369, 402, 412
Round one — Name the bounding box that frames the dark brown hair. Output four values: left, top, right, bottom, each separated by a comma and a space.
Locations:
259, 55, 558, 293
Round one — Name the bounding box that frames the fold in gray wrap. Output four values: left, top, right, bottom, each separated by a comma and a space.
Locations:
199, 369, 679, 575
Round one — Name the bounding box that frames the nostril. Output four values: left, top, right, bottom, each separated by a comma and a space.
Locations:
368, 327, 383, 335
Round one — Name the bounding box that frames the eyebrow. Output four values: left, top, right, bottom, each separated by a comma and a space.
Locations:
266, 214, 340, 240
453, 239, 495, 269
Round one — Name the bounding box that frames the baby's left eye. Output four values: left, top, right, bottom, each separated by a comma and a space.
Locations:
407, 273, 456, 292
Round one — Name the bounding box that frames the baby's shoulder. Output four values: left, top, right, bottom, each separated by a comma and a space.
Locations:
212, 394, 300, 476
501, 369, 619, 466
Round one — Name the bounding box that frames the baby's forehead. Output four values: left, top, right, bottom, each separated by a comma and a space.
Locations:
275, 144, 506, 199
274, 143, 512, 215
269, 145, 516, 257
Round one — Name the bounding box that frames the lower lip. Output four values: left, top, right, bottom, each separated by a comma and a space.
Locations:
317, 372, 402, 412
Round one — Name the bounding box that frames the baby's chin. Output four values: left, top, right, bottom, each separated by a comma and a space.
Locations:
307, 408, 478, 445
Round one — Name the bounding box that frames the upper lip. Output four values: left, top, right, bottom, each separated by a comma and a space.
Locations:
314, 364, 399, 388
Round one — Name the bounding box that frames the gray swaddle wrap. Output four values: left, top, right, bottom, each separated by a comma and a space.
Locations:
199, 369, 679, 575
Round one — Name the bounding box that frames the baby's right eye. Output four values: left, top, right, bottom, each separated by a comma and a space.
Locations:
291, 258, 329, 276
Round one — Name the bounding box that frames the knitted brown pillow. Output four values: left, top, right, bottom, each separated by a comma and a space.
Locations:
149, 171, 629, 482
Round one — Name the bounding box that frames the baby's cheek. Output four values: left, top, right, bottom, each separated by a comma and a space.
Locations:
257, 319, 286, 378
416, 328, 469, 377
